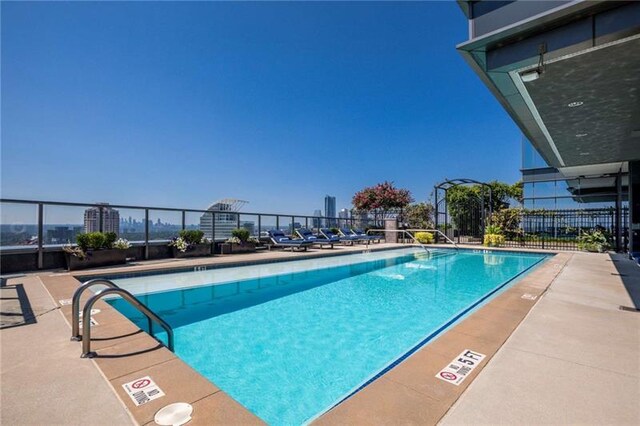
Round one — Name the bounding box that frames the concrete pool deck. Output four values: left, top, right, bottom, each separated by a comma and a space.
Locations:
1, 245, 639, 425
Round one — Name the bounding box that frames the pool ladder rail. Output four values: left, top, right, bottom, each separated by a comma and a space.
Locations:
71, 278, 174, 358
366, 228, 459, 255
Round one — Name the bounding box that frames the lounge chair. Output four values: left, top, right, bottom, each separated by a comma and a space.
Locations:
295, 228, 338, 249
267, 230, 314, 251
352, 228, 383, 243
338, 227, 370, 244
320, 228, 359, 245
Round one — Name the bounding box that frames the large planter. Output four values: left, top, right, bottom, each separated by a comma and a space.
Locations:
220, 242, 257, 254
65, 249, 127, 271
172, 243, 212, 258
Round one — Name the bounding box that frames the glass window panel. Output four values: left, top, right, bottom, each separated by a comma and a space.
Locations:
523, 183, 535, 199
148, 210, 181, 241
1, 203, 39, 248
238, 214, 258, 237
43, 205, 87, 247
534, 181, 556, 198
522, 138, 549, 170
260, 215, 277, 238
533, 198, 556, 210
118, 208, 146, 243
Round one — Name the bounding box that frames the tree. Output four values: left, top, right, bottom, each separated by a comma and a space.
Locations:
352, 181, 413, 225
445, 180, 522, 232
403, 202, 435, 229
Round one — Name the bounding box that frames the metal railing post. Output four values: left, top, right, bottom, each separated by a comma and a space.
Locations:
37, 203, 44, 269
181, 211, 186, 230
98, 206, 104, 233
258, 214, 262, 238
276, 216, 279, 230
144, 208, 150, 260
237, 213, 241, 230
211, 212, 216, 242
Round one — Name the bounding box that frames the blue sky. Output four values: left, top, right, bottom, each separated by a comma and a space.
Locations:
1, 1, 522, 219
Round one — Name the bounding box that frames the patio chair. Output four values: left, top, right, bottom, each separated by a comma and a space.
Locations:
320, 228, 358, 245
267, 230, 314, 251
338, 227, 369, 244
352, 228, 383, 243
295, 228, 338, 249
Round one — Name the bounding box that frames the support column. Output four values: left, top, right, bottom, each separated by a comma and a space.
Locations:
385, 218, 398, 244
615, 169, 622, 252
629, 161, 640, 260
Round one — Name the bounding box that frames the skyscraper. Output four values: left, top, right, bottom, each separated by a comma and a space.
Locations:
199, 199, 248, 240
324, 195, 336, 226
84, 203, 120, 234
312, 209, 323, 228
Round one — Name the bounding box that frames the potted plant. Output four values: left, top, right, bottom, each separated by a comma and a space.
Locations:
169, 230, 212, 258
483, 225, 505, 247
577, 229, 610, 253
220, 228, 259, 254
63, 232, 130, 271
414, 231, 434, 244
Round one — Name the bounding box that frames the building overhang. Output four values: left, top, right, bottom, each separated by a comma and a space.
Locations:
457, 1, 640, 169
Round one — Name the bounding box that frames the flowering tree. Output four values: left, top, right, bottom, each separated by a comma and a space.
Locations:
352, 181, 413, 225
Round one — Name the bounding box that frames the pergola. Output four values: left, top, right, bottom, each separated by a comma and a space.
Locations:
434, 178, 493, 240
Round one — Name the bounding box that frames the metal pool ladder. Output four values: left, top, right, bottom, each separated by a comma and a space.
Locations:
71, 278, 174, 358
366, 228, 459, 254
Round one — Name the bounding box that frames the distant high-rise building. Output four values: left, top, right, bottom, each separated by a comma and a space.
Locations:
312, 209, 322, 228
324, 195, 336, 226
338, 208, 350, 219
47, 226, 83, 245
241, 221, 255, 236
199, 199, 248, 240
84, 203, 120, 234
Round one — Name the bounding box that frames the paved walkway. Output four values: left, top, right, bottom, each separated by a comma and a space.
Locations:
1, 275, 133, 425
440, 252, 640, 425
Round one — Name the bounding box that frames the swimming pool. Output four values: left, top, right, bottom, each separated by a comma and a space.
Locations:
107, 248, 547, 425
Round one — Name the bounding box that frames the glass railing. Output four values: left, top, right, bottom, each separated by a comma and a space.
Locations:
0, 198, 377, 268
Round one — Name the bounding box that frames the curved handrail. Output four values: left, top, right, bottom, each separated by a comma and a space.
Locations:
81, 287, 174, 358
404, 229, 459, 250
71, 279, 119, 341
366, 229, 431, 254
365, 228, 459, 251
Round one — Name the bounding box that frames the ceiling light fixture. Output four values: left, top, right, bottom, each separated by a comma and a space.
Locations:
568, 101, 584, 107
520, 43, 546, 83
579, 152, 590, 155
575, 133, 588, 137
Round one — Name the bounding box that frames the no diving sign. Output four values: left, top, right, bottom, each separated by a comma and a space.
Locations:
436, 349, 486, 386
122, 376, 165, 406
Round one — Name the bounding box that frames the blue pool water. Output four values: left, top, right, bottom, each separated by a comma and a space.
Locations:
107, 248, 546, 425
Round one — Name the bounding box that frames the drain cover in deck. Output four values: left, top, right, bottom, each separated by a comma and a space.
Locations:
154, 402, 193, 426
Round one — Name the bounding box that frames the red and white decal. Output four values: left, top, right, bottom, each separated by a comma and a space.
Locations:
436, 349, 486, 386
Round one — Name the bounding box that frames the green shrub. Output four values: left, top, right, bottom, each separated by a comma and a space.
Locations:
76, 233, 91, 251
485, 224, 502, 235
179, 230, 204, 244
414, 231, 434, 244
484, 234, 505, 247
231, 228, 250, 242
76, 232, 114, 250
577, 230, 610, 253
87, 232, 106, 249
103, 232, 117, 248
330, 227, 340, 235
